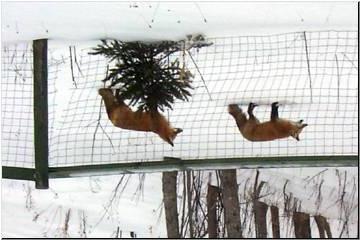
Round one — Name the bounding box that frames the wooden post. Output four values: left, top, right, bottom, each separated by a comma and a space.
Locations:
33, 39, 49, 189
254, 201, 268, 238
186, 171, 194, 238
314, 215, 332, 238
293, 212, 311, 238
207, 184, 220, 238
270, 206, 280, 238
314, 215, 326, 238
219, 169, 242, 238
162, 171, 180, 238
252, 171, 268, 238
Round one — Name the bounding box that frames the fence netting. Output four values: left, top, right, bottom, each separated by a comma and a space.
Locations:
1, 30, 358, 168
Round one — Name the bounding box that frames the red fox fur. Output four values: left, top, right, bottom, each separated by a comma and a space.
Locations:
98, 88, 182, 146
228, 102, 307, 141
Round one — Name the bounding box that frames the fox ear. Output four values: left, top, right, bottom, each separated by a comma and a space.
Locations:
299, 119, 303, 123
301, 123, 308, 129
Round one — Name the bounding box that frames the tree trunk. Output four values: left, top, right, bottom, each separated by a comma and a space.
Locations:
314, 215, 332, 238
219, 169, 242, 238
207, 184, 220, 238
186, 171, 194, 238
270, 205, 280, 238
293, 212, 311, 238
252, 172, 267, 239
162, 171, 180, 238
254, 201, 268, 238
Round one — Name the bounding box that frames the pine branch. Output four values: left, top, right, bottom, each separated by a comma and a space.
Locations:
90, 40, 194, 112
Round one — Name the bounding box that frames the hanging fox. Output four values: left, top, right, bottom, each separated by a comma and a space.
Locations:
228, 102, 308, 141
98, 88, 182, 146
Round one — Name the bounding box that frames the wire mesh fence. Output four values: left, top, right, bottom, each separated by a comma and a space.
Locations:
1, 43, 59, 168
1, 30, 358, 169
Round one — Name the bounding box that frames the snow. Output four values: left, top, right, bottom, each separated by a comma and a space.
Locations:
2, 167, 358, 238
1, 1, 358, 238
1, 2, 357, 42
2, 174, 167, 238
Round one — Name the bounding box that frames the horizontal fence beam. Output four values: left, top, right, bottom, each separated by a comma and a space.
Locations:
3, 155, 358, 180
47, 155, 358, 179
2, 167, 36, 181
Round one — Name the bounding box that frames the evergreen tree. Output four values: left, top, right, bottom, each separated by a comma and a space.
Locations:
90, 40, 194, 112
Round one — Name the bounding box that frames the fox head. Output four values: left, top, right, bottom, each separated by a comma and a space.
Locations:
290, 119, 308, 141
164, 128, 183, 147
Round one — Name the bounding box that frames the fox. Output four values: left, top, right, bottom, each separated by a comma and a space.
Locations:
228, 102, 307, 141
98, 88, 182, 146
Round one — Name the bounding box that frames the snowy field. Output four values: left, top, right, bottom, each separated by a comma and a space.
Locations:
1, 1, 358, 238
1, 167, 358, 238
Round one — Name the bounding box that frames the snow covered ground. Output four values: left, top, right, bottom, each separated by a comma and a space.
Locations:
2, 167, 358, 238
2, 173, 167, 238
1, 1, 358, 238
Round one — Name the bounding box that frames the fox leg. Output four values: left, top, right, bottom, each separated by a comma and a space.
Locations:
270, 102, 279, 121
247, 102, 259, 118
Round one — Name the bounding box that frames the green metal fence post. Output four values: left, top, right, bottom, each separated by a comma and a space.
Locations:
33, 39, 49, 189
